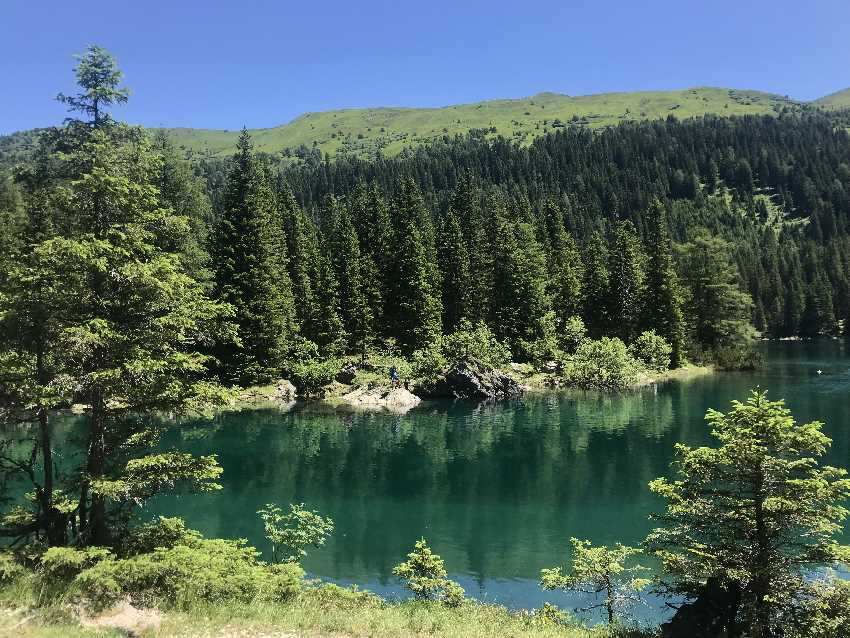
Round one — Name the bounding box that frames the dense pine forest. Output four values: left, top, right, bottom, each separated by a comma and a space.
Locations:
4, 69, 850, 388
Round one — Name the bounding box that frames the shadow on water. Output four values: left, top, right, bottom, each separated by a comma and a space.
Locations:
32, 340, 850, 618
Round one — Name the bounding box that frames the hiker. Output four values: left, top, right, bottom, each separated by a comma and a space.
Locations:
389, 364, 399, 388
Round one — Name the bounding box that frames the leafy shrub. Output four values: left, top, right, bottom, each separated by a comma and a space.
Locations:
73, 538, 303, 611
629, 330, 672, 371
563, 337, 644, 390
303, 582, 384, 610
795, 578, 850, 638
442, 320, 512, 367
558, 315, 587, 354
517, 311, 560, 366
288, 358, 342, 398
410, 341, 448, 384
392, 538, 465, 606
257, 503, 334, 564
121, 516, 202, 556
41, 546, 113, 582
0, 552, 25, 584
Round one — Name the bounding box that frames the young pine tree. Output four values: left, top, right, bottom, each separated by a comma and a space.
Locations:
606, 220, 645, 342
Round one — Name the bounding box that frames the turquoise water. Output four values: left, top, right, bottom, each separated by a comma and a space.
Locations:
46, 341, 850, 617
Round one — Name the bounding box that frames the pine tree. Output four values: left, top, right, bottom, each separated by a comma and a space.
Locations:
542, 199, 584, 325
387, 181, 442, 353
437, 210, 470, 332
451, 176, 492, 325
327, 196, 372, 357
279, 185, 318, 337
310, 247, 347, 356
213, 130, 296, 383
1, 46, 231, 547
643, 203, 686, 366
606, 220, 645, 342
491, 209, 552, 359
581, 232, 610, 339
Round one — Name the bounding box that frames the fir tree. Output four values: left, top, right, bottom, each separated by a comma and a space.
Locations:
643, 203, 686, 367
437, 210, 471, 332
581, 232, 610, 339
606, 220, 645, 342
213, 130, 296, 383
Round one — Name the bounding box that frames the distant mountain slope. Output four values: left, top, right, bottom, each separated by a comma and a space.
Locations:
158, 87, 798, 160
814, 88, 850, 110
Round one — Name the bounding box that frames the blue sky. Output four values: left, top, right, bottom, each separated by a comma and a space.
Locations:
2, 0, 849, 134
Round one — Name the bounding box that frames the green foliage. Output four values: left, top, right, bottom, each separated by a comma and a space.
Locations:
257, 503, 334, 564
714, 342, 763, 371
56, 45, 129, 126
541, 538, 649, 624
0, 552, 25, 584
563, 338, 644, 390
72, 537, 303, 611
41, 546, 113, 582
628, 330, 672, 372
121, 516, 202, 556
646, 390, 850, 637
793, 578, 850, 638
558, 316, 588, 354
410, 342, 448, 385
606, 221, 645, 342
288, 358, 342, 398
442, 319, 512, 367
642, 202, 686, 367
392, 538, 465, 606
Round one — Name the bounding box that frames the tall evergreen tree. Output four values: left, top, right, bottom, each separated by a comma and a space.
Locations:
581, 232, 610, 339
327, 196, 372, 357
213, 130, 296, 383
606, 220, 645, 342
643, 203, 686, 367
437, 210, 471, 332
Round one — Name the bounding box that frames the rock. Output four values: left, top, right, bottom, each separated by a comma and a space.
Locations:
430, 361, 523, 401
542, 360, 561, 373
336, 362, 358, 384
273, 379, 297, 402
340, 386, 421, 413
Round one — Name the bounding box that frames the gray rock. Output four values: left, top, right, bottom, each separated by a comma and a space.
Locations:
274, 379, 297, 402
340, 386, 421, 413
430, 361, 523, 401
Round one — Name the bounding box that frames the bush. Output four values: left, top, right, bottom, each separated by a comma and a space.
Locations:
410, 341, 448, 384
289, 358, 342, 398
392, 538, 465, 607
0, 552, 25, 584
41, 546, 113, 582
442, 320, 511, 367
563, 337, 644, 390
73, 538, 303, 611
121, 516, 201, 556
629, 330, 672, 371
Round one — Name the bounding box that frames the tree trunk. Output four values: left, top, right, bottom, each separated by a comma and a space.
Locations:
80, 392, 108, 546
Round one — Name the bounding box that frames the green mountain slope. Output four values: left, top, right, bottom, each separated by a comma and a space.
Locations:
160, 87, 797, 160
814, 88, 850, 110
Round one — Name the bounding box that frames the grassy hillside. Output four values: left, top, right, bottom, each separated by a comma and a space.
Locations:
814, 87, 850, 110
160, 87, 797, 160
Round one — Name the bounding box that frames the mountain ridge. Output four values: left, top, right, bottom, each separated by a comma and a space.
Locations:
2, 85, 847, 164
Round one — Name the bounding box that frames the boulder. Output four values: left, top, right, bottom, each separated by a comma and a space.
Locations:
340, 386, 421, 413
335, 362, 358, 384
273, 379, 297, 402
430, 361, 523, 401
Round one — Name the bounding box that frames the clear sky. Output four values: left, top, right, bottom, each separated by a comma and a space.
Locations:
2, 0, 849, 134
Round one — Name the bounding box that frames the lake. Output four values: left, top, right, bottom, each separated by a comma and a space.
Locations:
61, 341, 850, 618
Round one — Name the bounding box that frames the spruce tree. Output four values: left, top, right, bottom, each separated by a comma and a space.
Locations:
327, 196, 372, 357
213, 130, 296, 383
643, 203, 686, 366
581, 232, 610, 339
491, 208, 552, 360
606, 220, 645, 342
437, 210, 471, 332
310, 247, 347, 356
279, 184, 317, 336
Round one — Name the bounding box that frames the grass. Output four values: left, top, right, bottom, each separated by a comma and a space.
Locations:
0, 575, 645, 638
814, 87, 850, 110
159, 87, 799, 161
